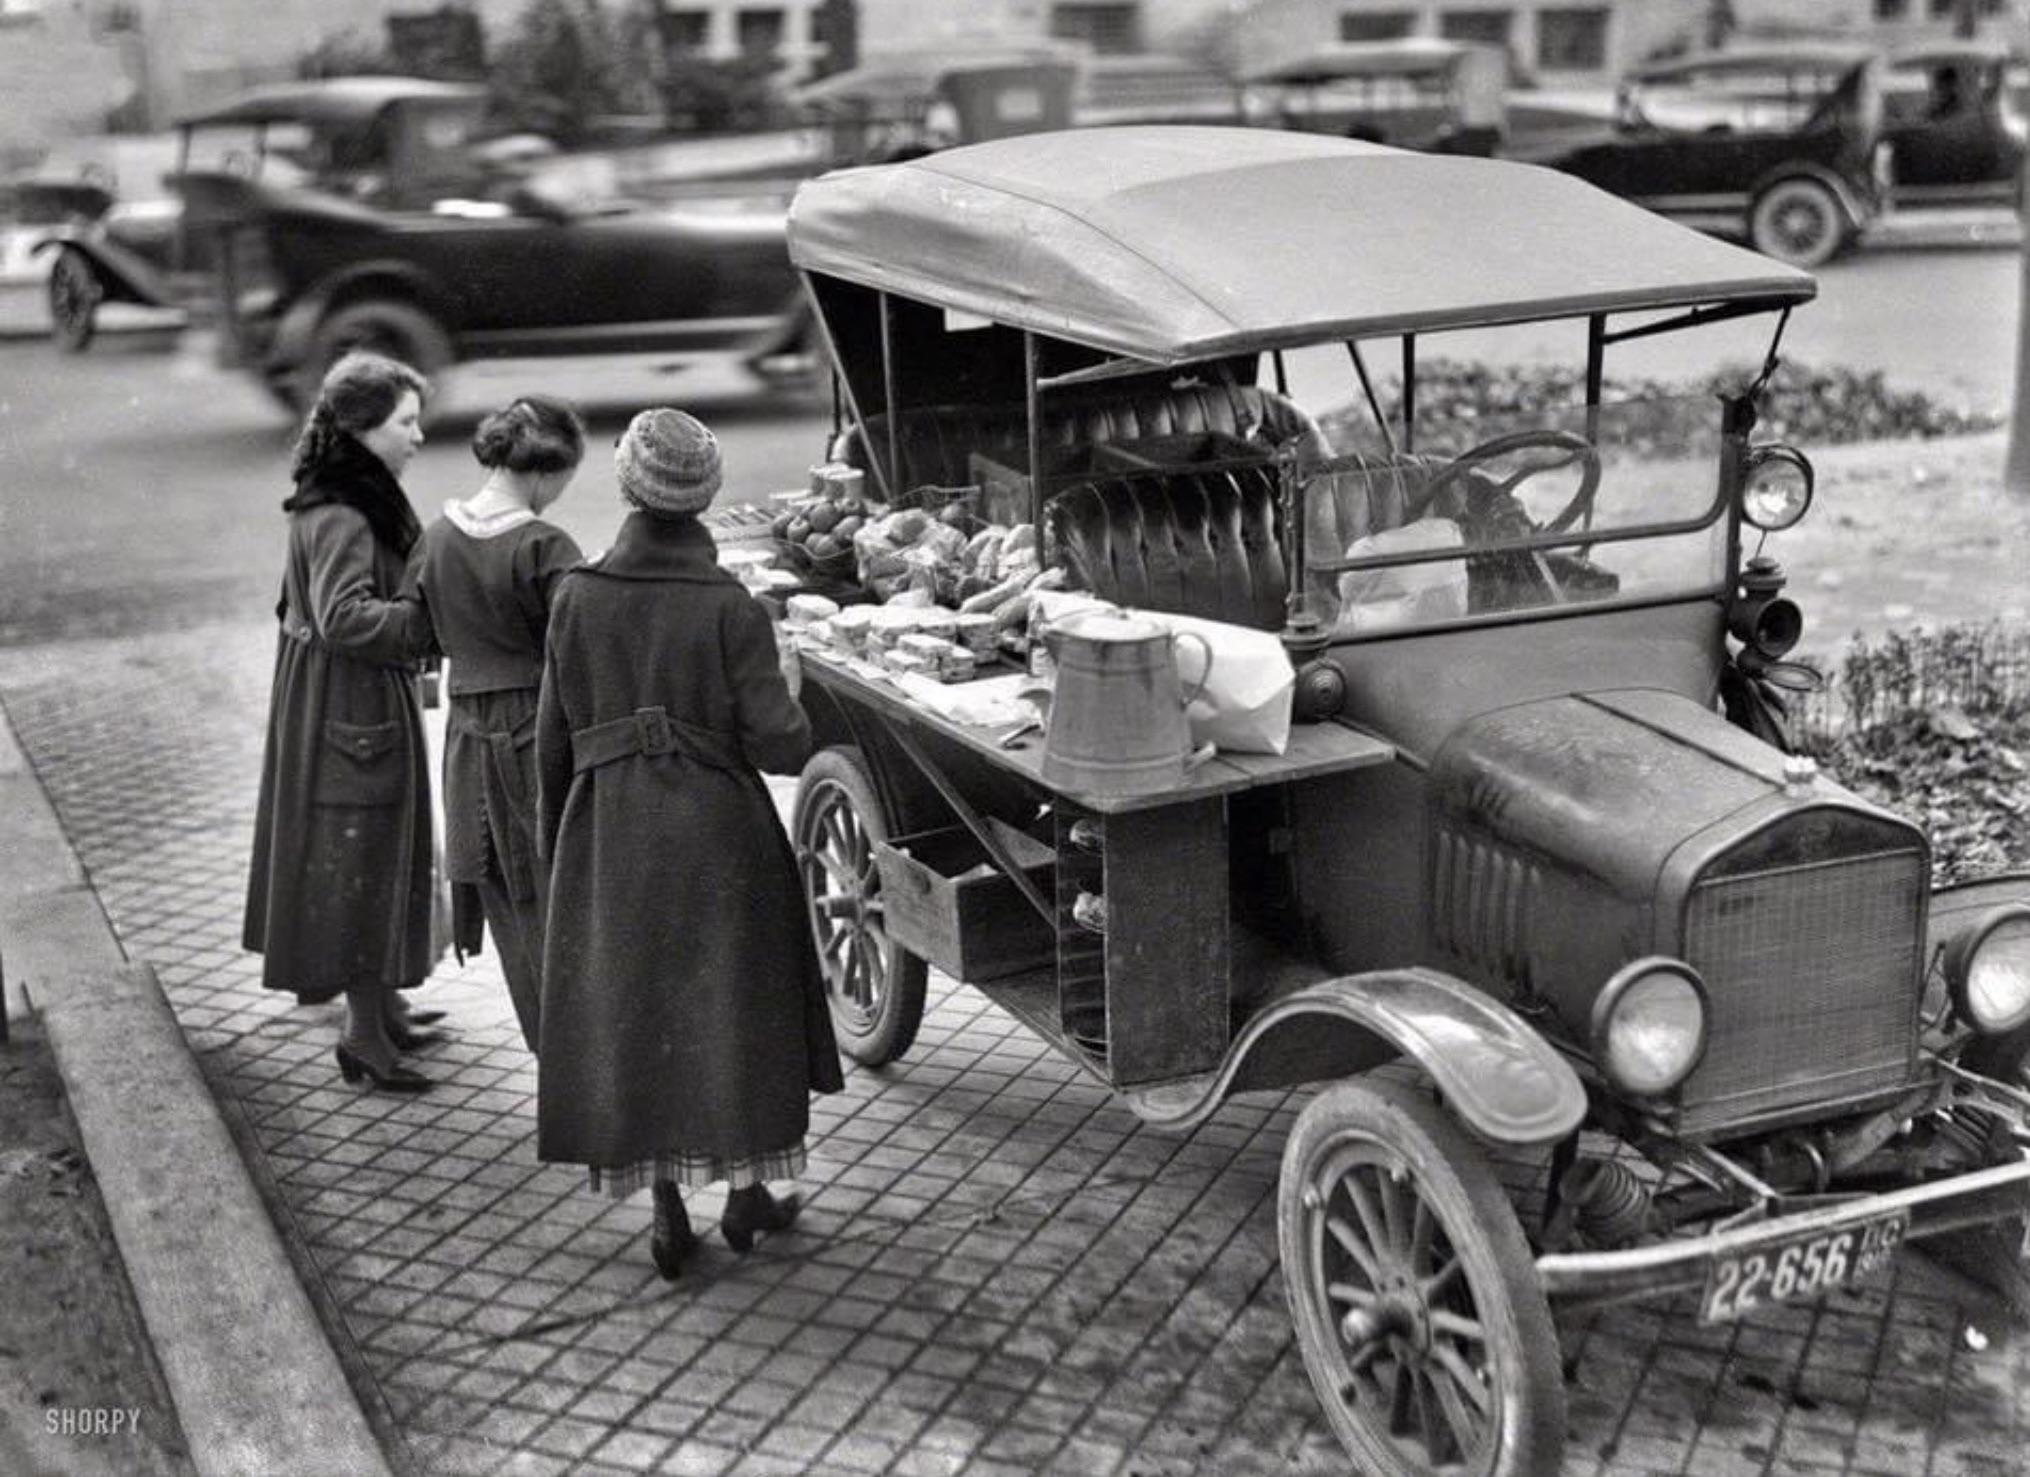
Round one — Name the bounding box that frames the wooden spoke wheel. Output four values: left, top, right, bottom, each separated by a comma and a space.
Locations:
792, 746, 926, 1066
1749, 177, 1846, 268
47, 248, 102, 353
1279, 1078, 1565, 1476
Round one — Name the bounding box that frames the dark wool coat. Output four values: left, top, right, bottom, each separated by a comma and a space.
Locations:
243, 442, 436, 1002
534, 511, 843, 1170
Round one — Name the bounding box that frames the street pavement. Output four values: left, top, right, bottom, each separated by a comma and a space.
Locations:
2, 614, 2027, 1476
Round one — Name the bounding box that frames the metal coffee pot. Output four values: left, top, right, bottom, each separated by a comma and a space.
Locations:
1041, 609, 1213, 796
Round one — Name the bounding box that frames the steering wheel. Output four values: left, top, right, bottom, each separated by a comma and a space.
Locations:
1402, 428, 1602, 535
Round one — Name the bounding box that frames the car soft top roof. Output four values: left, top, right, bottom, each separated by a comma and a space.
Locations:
787, 126, 1815, 364
1239, 38, 1494, 85
1627, 44, 1876, 84
792, 46, 1080, 107
1888, 40, 2018, 69
175, 77, 487, 129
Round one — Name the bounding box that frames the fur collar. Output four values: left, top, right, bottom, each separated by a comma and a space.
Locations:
283, 434, 421, 555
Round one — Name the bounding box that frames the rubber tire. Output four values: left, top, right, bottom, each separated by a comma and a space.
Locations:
793, 745, 928, 1068
1748, 177, 1847, 268
294, 298, 453, 411
47, 248, 101, 353
1279, 1077, 1567, 1477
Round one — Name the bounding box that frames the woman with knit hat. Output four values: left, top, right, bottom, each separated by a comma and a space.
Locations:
534, 407, 843, 1276
415, 394, 587, 1053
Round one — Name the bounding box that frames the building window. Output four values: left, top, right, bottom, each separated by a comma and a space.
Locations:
1050, 3, 1141, 56
1874, 0, 1908, 16
1537, 8, 1607, 71
657, 9, 710, 56
736, 7, 785, 58
1339, 10, 1417, 41
1438, 8, 1513, 48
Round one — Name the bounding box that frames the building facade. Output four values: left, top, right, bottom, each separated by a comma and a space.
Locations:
3, 0, 2024, 143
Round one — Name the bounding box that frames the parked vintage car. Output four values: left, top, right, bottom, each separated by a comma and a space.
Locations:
1240, 37, 1507, 154
37, 76, 811, 408
782, 125, 2030, 1472
1516, 45, 1886, 267
790, 45, 1083, 166
1882, 40, 2027, 210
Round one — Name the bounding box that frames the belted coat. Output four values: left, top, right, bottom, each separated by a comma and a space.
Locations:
243, 436, 436, 1002
533, 511, 843, 1170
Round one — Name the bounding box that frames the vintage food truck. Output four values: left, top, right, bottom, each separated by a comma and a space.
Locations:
772, 127, 2030, 1473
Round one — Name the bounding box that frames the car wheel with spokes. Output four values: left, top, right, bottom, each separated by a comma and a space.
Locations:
1279, 1077, 1566, 1476
792, 745, 927, 1067
47, 248, 102, 352
1749, 178, 1847, 268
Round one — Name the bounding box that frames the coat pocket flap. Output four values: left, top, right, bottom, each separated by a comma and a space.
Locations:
324, 718, 403, 761
317, 718, 407, 806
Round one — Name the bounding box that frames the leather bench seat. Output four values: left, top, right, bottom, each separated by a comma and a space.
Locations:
841, 382, 1332, 493
1050, 449, 1449, 631
842, 380, 1445, 631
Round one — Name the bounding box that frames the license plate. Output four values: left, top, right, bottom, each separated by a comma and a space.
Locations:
1700, 1211, 1908, 1324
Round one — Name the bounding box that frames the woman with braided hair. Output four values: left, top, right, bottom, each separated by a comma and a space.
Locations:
414, 394, 586, 1052
243, 350, 441, 1092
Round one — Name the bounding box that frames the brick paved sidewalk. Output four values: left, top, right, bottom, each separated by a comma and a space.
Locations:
2, 621, 2025, 1477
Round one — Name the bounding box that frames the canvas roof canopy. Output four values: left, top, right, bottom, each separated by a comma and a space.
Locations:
177, 77, 487, 130
1239, 38, 1493, 85
792, 46, 1080, 108
1626, 45, 1875, 85
787, 126, 1815, 365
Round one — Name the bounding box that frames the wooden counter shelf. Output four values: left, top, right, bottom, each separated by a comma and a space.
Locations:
797, 646, 1393, 816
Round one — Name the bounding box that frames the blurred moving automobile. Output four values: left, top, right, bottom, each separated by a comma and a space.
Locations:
1515, 45, 1886, 267
1239, 38, 1507, 155
1881, 40, 2027, 211
0, 175, 113, 286
35, 75, 813, 410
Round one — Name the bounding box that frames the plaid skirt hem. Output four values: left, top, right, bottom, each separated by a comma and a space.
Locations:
588, 1142, 806, 1199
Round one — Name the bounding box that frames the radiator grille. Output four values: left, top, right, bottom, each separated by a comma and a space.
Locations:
1678, 847, 1925, 1135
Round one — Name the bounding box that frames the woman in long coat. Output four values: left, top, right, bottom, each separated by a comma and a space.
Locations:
243, 351, 440, 1092
535, 407, 843, 1278
416, 395, 585, 1052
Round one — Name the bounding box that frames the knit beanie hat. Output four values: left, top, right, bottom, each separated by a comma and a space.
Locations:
616, 408, 722, 515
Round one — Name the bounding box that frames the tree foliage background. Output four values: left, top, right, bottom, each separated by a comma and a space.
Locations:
489, 0, 660, 145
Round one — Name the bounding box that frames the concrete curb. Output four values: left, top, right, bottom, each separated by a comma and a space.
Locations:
0, 699, 394, 1477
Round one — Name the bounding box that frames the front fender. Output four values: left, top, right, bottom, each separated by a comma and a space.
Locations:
31, 232, 173, 307
1125, 966, 1587, 1146
1750, 159, 1874, 229
263, 261, 452, 372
